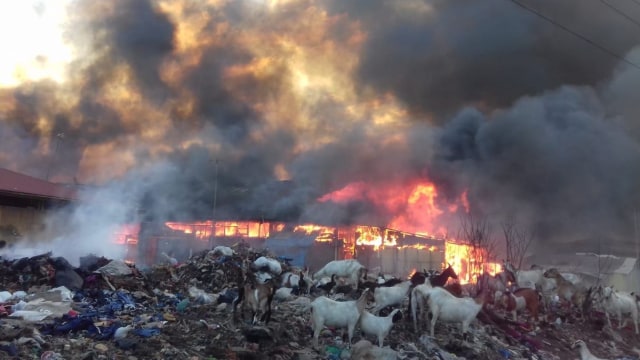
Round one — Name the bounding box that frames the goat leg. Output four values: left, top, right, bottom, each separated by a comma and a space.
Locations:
232, 287, 245, 323
347, 324, 355, 349
618, 311, 626, 329
605, 312, 613, 329
462, 331, 469, 342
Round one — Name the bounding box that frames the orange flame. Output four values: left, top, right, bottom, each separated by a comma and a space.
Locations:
164, 220, 271, 240
445, 241, 501, 284
460, 190, 470, 213
113, 223, 140, 245
295, 224, 336, 242
396, 244, 437, 251
319, 180, 467, 236
407, 268, 418, 280
354, 226, 395, 251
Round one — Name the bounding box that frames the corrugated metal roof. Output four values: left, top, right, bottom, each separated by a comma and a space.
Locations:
526, 252, 638, 276
614, 257, 637, 274
0, 168, 76, 201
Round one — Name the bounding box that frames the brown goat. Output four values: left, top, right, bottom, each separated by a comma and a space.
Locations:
444, 282, 464, 298
502, 288, 541, 324
233, 279, 275, 325
543, 268, 587, 318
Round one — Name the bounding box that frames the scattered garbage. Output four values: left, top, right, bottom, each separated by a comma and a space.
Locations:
0, 245, 636, 359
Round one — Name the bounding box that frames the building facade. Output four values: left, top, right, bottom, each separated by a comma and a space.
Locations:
0, 168, 76, 246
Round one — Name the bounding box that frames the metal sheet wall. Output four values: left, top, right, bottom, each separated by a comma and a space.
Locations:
0, 205, 44, 243
357, 246, 445, 277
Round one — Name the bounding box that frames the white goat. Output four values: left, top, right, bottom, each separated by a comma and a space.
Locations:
423, 287, 484, 338
358, 309, 401, 347
313, 259, 365, 289
253, 256, 282, 275
410, 283, 433, 332
370, 280, 412, 314
571, 340, 609, 360
309, 288, 370, 348
503, 261, 543, 289
210, 246, 234, 257
599, 286, 638, 334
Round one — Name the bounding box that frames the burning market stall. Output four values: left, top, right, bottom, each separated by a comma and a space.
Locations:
135, 218, 500, 281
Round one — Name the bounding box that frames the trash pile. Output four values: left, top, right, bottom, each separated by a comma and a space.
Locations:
0, 244, 638, 360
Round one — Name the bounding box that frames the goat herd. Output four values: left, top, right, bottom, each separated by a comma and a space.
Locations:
222, 246, 640, 354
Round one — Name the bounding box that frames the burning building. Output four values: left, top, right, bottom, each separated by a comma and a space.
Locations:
135, 216, 497, 283
2, 1, 639, 272
128, 167, 501, 281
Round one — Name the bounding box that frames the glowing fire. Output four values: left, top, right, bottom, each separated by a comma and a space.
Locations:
165, 220, 271, 239
355, 226, 398, 251
294, 224, 336, 242
317, 179, 490, 282
113, 223, 140, 263
319, 180, 468, 237
408, 268, 418, 280
396, 244, 437, 251
113, 223, 140, 245
445, 241, 501, 284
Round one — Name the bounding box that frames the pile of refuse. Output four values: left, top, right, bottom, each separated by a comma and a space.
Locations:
0, 244, 638, 360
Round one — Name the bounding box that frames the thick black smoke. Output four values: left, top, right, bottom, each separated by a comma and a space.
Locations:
2, 0, 640, 256
431, 84, 640, 254
328, 0, 640, 119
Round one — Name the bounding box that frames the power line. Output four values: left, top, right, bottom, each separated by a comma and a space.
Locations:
600, 0, 640, 29
506, 0, 640, 71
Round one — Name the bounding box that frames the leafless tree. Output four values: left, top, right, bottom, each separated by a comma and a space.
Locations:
502, 216, 535, 271
458, 213, 497, 278
592, 238, 616, 286
579, 238, 617, 317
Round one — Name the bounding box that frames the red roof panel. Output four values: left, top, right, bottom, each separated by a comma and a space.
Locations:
0, 168, 76, 201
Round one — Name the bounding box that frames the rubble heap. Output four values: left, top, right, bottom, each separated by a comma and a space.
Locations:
0, 244, 638, 360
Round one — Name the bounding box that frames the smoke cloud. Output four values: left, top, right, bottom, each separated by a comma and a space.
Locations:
1, 0, 640, 259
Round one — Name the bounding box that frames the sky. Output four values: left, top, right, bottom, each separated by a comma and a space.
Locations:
2, 0, 640, 258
